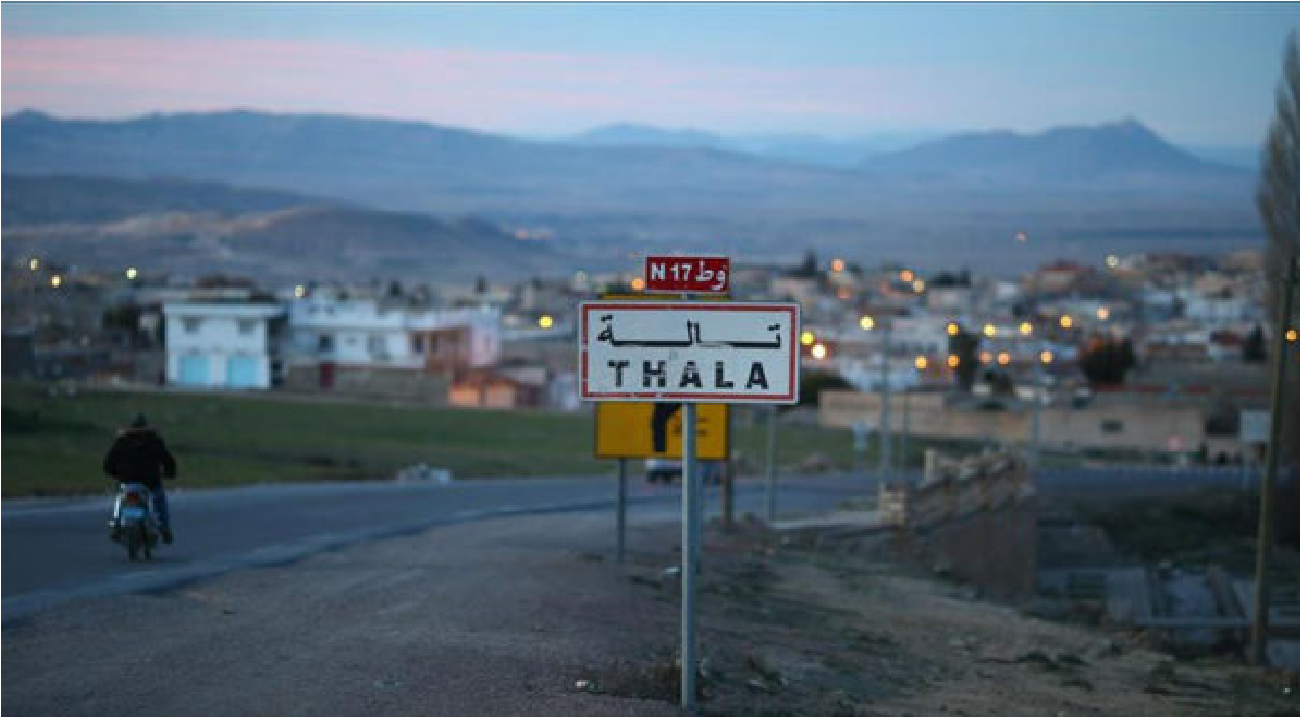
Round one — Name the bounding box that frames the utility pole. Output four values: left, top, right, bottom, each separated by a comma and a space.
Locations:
1251, 255, 1298, 665
880, 323, 892, 475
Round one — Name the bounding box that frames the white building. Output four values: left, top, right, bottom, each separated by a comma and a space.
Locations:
285, 293, 500, 372
163, 302, 286, 389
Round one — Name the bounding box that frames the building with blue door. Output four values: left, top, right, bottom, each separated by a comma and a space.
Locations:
163, 302, 286, 389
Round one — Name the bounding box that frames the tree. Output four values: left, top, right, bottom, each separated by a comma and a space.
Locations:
1080, 337, 1136, 386
1259, 31, 1300, 461
947, 327, 979, 390
1243, 324, 1267, 363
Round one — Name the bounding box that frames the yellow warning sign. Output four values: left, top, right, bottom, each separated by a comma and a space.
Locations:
595, 403, 728, 459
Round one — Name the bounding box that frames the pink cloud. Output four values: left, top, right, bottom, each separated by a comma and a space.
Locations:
2, 34, 1004, 132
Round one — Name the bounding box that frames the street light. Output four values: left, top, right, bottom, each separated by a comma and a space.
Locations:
1097, 306, 1110, 321
947, 354, 960, 368
1286, 328, 1298, 343
946, 321, 960, 336
1019, 322, 1034, 336
983, 323, 997, 338
28, 258, 39, 272
538, 314, 554, 329
997, 352, 1012, 366
913, 355, 928, 370
899, 269, 914, 283
800, 330, 816, 346
831, 258, 845, 273
125, 267, 139, 281
50, 275, 62, 288
1059, 315, 1074, 329
811, 343, 828, 360
630, 277, 646, 291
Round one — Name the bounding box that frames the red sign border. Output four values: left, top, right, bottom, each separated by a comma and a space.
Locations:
578, 301, 800, 404
642, 255, 731, 294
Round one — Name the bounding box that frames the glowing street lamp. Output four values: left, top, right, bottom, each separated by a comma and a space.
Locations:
1097, 306, 1110, 321
912, 279, 926, 294
538, 315, 554, 329
1106, 255, 1120, 269
859, 316, 876, 331
946, 321, 960, 336
801, 330, 816, 346
996, 352, 1012, 366
980, 351, 993, 364
50, 275, 63, 288
983, 323, 997, 338
1019, 322, 1034, 336
294, 285, 306, 298
1039, 350, 1055, 365
947, 354, 960, 368
831, 258, 845, 273
125, 267, 139, 281
1059, 315, 1074, 329
914, 355, 928, 370
28, 258, 39, 272
899, 269, 914, 283
630, 277, 646, 291
811, 343, 828, 360
1286, 328, 1298, 343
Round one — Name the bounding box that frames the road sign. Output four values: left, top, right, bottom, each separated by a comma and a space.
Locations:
644, 255, 729, 294
595, 403, 728, 459
578, 301, 800, 403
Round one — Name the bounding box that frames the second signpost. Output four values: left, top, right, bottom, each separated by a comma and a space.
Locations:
579, 255, 800, 711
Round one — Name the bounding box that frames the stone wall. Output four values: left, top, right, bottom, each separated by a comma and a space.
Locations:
880, 449, 1037, 600
821, 389, 1205, 453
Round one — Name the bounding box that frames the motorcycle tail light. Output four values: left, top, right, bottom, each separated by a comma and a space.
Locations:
122, 492, 144, 507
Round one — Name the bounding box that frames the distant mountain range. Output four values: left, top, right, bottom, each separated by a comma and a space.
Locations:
0, 109, 1264, 278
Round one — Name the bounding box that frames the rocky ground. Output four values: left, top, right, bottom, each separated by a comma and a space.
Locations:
4, 509, 1296, 716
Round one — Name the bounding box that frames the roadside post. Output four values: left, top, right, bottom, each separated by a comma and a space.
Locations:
580, 255, 799, 712
616, 458, 627, 563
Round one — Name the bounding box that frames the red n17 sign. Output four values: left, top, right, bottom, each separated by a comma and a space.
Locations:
644, 256, 729, 294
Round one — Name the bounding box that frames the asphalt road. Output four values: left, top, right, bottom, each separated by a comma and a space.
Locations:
1, 472, 880, 622
3, 465, 1256, 623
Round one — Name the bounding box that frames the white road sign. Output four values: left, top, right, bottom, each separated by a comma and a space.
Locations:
579, 301, 800, 403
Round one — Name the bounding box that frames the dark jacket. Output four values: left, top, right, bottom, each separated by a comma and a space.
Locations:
103, 428, 177, 489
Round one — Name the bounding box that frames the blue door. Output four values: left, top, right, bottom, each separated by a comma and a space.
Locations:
226, 355, 260, 388
177, 355, 209, 386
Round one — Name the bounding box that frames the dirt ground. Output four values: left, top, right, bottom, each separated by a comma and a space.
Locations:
4, 509, 1297, 716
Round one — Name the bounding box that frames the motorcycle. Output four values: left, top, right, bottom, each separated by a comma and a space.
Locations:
110, 482, 161, 561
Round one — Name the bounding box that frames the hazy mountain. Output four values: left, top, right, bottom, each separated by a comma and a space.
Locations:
1, 173, 325, 227
565, 124, 939, 168
1, 173, 563, 282
1, 110, 1263, 276
861, 120, 1245, 183
1186, 145, 1261, 171
569, 123, 724, 149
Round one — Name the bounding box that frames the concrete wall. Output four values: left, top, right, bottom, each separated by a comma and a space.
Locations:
820, 389, 1205, 452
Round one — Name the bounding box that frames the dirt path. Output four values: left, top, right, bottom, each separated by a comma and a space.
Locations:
4, 511, 1294, 716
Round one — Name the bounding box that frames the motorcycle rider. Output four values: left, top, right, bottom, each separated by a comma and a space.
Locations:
103, 412, 177, 544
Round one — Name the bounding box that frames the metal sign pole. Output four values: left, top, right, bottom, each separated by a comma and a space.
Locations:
765, 405, 778, 522
681, 403, 699, 710
616, 458, 627, 564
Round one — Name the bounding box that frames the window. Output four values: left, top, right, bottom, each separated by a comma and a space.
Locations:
368, 335, 386, 357
317, 334, 335, 352
237, 319, 256, 336
1101, 419, 1124, 434
411, 335, 425, 354
182, 318, 201, 334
